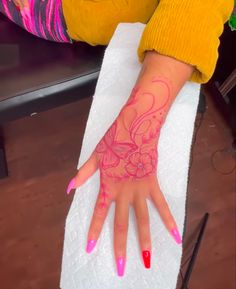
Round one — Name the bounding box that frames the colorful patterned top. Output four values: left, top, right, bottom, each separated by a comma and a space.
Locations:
0, 0, 234, 84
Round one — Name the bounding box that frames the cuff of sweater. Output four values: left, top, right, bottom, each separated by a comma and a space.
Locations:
137, 0, 232, 84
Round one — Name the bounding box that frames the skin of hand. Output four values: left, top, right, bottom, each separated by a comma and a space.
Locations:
66, 51, 194, 277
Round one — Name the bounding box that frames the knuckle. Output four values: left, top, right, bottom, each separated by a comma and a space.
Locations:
94, 205, 107, 220
114, 222, 128, 234
142, 237, 151, 249
138, 216, 149, 227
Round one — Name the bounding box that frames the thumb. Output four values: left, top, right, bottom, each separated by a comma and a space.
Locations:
66, 152, 98, 195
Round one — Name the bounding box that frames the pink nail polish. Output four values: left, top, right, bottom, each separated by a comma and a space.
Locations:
171, 228, 182, 244
86, 240, 97, 254
66, 178, 76, 195
116, 257, 125, 277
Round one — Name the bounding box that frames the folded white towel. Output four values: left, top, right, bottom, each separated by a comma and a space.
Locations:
60, 23, 200, 289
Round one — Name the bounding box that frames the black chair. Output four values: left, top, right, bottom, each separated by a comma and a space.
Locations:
0, 13, 105, 178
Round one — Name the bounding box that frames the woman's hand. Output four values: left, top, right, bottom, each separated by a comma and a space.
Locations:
66, 51, 193, 277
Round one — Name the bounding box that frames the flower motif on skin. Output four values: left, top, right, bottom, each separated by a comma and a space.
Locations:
98, 182, 109, 208
99, 190, 109, 209
125, 152, 156, 178
96, 122, 138, 169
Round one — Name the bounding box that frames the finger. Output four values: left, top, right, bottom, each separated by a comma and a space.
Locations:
114, 197, 129, 277
133, 195, 151, 269
86, 184, 112, 253
66, 152, 98, 194
151, 183, 182, 244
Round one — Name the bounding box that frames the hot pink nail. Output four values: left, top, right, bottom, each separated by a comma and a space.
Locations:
116, 257, 125, 277
86, 240, 97, 254
171, 228, 182, 244
66, 178, 76, 195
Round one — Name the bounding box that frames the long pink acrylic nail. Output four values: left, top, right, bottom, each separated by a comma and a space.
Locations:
66, 178, 76, 195
86, 240, 97, 254
116, 257, 125, 277
171, 228, 182, 244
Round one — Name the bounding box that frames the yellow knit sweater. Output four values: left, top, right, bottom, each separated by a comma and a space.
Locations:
62, 0, 234, 83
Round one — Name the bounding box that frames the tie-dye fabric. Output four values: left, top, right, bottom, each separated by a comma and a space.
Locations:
0, 0, 71, 43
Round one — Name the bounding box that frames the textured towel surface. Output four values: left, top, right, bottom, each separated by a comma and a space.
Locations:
60, 23, 200, 289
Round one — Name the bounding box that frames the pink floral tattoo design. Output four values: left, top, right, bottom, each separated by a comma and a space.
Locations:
125, 150, 158, 178
98, 182, 109, 209
95, 77, 171, 204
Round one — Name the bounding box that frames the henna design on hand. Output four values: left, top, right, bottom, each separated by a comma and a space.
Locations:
95, 77, 171, 203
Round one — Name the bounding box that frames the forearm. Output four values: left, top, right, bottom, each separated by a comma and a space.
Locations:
115, 51, 194, 144
135, 51, 194, 110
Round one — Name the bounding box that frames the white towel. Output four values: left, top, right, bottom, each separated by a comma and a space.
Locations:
60, 23, 200, 289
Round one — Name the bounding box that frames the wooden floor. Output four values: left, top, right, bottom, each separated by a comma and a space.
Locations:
0, 90, 235, 289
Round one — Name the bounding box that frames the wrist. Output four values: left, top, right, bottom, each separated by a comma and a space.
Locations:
138, 51, 194, 96
143, 51, 194, 78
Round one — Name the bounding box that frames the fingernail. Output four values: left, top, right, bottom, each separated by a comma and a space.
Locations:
171, 228, 182, 244
66, 178, 76, 195
116, 257, 125, 277
86, 239, 97, 254
142, 250, 151, 269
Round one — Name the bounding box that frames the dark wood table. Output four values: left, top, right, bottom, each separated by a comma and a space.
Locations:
0, 13, 105, 178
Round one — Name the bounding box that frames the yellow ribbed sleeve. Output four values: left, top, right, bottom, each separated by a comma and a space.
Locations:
138, 0, 234, 83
